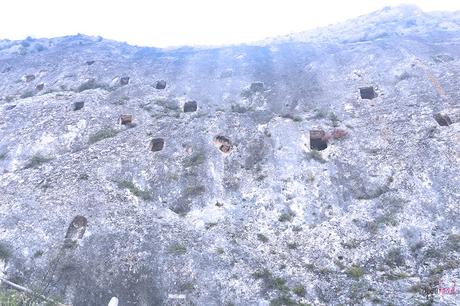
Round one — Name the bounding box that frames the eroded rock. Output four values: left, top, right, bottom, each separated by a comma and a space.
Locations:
150, 138, 164, 152
214, 135, 232, 153
434, 113, 452, 126
183, 101, 197, 112
118, 114, 133, 125
359, 86, 377, 99
155, 80, 166, 89
310, 130, 327, 151
73, 101, 84, 111
120, 76, 130, 85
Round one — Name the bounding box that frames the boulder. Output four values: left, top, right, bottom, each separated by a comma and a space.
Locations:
155, 80, 166, 89
119, 114, 133, 125
73, 101, 85, 111
183, 101, 197, 112
310, 130, 328, 150
150, 138, 164, 152
359, 86, 377, 99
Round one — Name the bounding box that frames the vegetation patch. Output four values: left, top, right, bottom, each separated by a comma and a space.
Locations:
0, 242, 12, 261
20, 90, 34, 99
278, 212, 295, 222
292, 285, 306, 297
168, 243, 187, 255
304, 151, 327, 164
88, 128, 119, 144
185, 185, 206, 196
0, 289, 26, 306
24, 154, 53, 169
183, 152, 206, 168
346, 265, 364, 279
75, 79, 109, 92
117, 180, 152, 200
252, 269, 288, 292
384, 248, 405, 268
257, 233, 269, 243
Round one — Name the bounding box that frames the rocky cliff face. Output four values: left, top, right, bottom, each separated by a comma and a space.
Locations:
0, 5, 459, 306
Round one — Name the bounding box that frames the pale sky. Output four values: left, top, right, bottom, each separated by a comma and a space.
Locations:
1, 0, 459, 47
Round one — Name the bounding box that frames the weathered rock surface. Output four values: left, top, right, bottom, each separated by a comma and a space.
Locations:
0, 5, 459, 306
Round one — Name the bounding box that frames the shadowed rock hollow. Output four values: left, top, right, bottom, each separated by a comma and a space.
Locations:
0, 5, 459, 306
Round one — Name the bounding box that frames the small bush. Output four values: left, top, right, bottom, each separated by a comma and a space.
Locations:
329, 112, 340, 127
24, 154, 53, 169
252, 269, 272, 280
292, 285, 306, 297
185, 185, 205, 196
117, 180, 152, 200
269, 295, 298, 306
304, 151, 326, 164
216, 248, 225, 254
78, 173, 89, 180
347, 265, 364, 279
168, 243, 187, 255
76, 79, 108, 93
384, 248, 405, 268
252, 269, 289, 292
447, 233, 460, 251
257, 233, 269, 243
272, 277, 288, 291
278, 212, 295, 222
88, 128, 118, 144
0, 289, 26, 306
0, 242, 12, 261
386, 272, 409, 280
20, 91, 34, 99
287, 242, 299, 250
205, 222, 218, 230
183, 152, 206, 168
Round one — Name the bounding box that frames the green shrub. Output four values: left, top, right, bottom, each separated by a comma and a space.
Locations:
205, 222, 218, 229
185, 185, 205, 196
88, 128, 118, 144
257, 233, 269, 243
20, 91, 34, 99
76, 79, 108, 92
0, 289, 26, 306
292, 285, 306, 297
304, 151, 326, 164
117, 180, 152, 200
278, 212, 295, 222
183, 152, 206, 168
447, 233, 460, 251
384, 248, 405, 268
24, 154, 53, 169
0, 242, 12, 261
168, 243, 187, 255
216, 248, 225, 254
269, 295, 299, 306
347, 265, 364, 279
252, 269, 289, 292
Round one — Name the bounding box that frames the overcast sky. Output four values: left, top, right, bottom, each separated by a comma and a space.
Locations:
1, 0, 459, 47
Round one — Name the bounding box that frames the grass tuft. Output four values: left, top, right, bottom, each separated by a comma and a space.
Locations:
168, 243, 187, 255
346, 265, 364, 279
24, 154, 53, 169
88, 128, 118, 144
117, 180, 152, 200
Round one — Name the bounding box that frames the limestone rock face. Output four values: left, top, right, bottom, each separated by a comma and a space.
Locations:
0, 5, 460, 306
